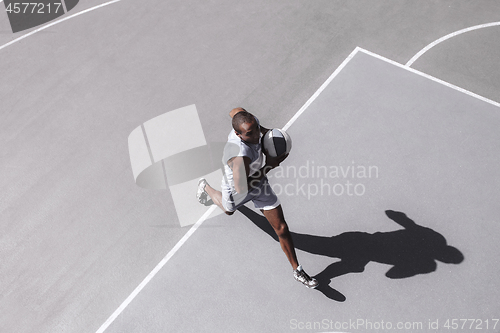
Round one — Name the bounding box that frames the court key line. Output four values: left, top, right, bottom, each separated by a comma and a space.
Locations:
406, 21, 500, 67
357, 47, 500, 108
96, 47, 363, 333
3, 2, 497, 329
97, 44, 500, 331
283, 48, 359, 131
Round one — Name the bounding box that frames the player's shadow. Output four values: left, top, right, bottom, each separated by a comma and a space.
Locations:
237, 207, 464, 302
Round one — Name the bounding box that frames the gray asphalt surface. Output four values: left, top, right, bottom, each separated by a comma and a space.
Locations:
106, 48, 500, 333
1, 1, 499, 332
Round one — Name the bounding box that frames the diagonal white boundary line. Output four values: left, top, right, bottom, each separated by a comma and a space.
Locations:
357, 47, 500, 108
97, 45, 500, 332
283, 48, 359, 131
0, 0, 122, 51
95, 205, 217, 333
406, 22, 500, 67
1, 1, 498, 327
96, 49, 367, 333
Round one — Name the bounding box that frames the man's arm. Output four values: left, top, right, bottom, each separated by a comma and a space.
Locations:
229, 154, 288, 194
247, 153, 288, 189
259, 125, 270, 136
228, 156, 250, 194
229, 108, 244, 118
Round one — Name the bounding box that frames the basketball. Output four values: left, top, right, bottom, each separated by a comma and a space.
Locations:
262, 128, 292, 158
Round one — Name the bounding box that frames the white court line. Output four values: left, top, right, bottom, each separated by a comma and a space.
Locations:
357, 47, 500, 108
96, 48, 367, 333
406, 22, 500, 67
1, 1, 495, 326
97, 45, 500, 332
95, 205, 217, 333
0, 0, 122, 52
283, 48, 359, 131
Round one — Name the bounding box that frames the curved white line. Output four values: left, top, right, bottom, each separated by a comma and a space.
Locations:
406, 22, 500, 67
0, 0, 122, 52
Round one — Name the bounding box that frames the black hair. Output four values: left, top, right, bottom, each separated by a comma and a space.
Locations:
232, 110, 256, 134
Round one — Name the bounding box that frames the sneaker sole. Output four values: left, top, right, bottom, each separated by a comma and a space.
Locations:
196, 178, 208, 204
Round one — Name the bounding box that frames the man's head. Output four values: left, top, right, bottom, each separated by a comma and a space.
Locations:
232, 109, 260, 144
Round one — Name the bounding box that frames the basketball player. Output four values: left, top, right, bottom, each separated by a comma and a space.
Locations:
196, 107, 318, 288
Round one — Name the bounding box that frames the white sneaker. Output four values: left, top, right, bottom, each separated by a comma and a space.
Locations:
293, 265, 319, 289
196, 178, 208, 205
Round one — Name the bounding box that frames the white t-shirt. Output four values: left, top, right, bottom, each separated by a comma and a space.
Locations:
221, 117, 265, 194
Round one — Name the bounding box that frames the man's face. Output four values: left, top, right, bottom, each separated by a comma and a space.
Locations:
236, 120, 260, 144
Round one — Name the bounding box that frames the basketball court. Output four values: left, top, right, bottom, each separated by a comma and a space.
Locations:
1, 1, 499, 332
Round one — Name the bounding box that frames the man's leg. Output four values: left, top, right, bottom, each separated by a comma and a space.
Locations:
204, 182, 234, 216
261, 205, 298, 270
261, 205, 318, 288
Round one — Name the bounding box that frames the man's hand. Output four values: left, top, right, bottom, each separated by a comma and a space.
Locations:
265, 153, 289, 169
260, 125, 270, 136
247, 153, 288, 190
